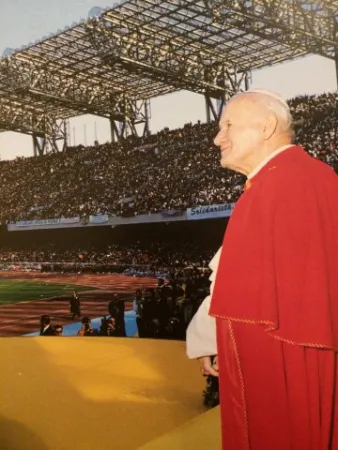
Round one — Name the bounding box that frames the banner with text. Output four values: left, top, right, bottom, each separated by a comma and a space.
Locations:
16, 218, 61, 227
60, 216, 80, 224
187, 203, 234, 221
89, 214, 109, 224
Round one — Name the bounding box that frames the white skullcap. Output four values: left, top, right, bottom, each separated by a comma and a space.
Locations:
244, 89, 290, 110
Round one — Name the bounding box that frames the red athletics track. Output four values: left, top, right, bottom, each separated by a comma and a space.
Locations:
0, 272, 157, 337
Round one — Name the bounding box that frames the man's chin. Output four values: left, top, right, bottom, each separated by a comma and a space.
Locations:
220, 157, 241, 173
220, 156, 231, 169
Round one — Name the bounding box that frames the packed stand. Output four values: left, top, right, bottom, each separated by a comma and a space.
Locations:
0, 121, 240, 223
0, 91, 336, 223
0, 241, 216, 276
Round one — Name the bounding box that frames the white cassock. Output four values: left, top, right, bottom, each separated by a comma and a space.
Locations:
186, 247, 221, 359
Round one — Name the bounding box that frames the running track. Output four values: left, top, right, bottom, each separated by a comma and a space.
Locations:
0, 272, 157, 337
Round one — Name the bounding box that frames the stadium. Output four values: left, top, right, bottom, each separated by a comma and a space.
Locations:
0, 1, 338, 449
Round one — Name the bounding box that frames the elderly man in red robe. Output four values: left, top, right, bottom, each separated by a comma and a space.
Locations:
186, 89, 338, 449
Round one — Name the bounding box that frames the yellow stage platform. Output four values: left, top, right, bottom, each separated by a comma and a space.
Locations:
0, 338, 221, 450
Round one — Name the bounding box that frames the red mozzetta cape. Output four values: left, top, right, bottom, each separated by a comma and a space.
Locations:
209, 146, 338, 350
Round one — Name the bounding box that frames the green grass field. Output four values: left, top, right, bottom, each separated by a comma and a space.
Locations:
0, 279, 92, 305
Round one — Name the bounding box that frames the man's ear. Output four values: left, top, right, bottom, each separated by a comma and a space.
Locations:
263, 113, 278, 140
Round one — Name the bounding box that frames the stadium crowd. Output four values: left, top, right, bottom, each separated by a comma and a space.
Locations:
1, 91, 337, 223
0, 241, 215, 275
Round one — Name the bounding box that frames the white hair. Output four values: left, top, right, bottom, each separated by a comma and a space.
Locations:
234, 88, 293, 137
245, 89, 289, 109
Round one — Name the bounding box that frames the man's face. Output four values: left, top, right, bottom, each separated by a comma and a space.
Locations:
214, 96, 265, 173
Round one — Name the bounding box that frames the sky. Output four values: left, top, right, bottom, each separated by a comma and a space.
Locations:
0, 0, 337, 161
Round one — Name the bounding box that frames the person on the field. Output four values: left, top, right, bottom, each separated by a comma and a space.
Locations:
77, 316, 97, 336
53, 324, 63, 336
70, 290, 81, 320
39, 315, 55, 336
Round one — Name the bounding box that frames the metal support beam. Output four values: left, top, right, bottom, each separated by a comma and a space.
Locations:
245, 73, 250, 91
85, 18, 229, 97
109, 98, 151, 141
32, 120, 69, 155
143, 99, 151, 137
204, 66, 251, 122
205, 95, 216, 123
0, 0, 336, 144
0, 100, 69, 155
0, 100, 46, 136
0, 56, 129, 119
203, 0, 337, 60
110, 118, 117, 142
45, 119, 69, 153
110, 118, 125, 142
32, 134, 46, 157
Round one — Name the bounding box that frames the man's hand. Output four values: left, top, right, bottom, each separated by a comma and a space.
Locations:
199, 355, 219, 377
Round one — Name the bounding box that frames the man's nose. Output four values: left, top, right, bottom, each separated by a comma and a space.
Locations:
214, 131, 222, 147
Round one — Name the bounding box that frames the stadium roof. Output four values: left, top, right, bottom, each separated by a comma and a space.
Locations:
0, 0, 337, 140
